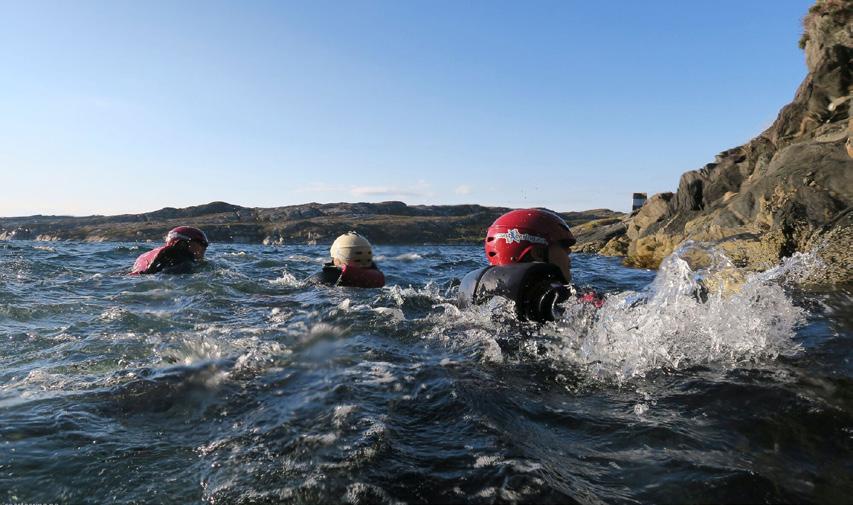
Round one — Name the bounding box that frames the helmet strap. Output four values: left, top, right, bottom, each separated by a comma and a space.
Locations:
526, 245, 548, 263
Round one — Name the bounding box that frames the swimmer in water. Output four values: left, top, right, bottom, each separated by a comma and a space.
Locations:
130, 226, 209, 275
309, 231, 385, 288
458, 208, 602, 322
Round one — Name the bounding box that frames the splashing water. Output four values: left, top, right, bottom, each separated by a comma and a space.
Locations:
553, 243, 811, 381
269, 269, 302, 287
416, 243, 812, 382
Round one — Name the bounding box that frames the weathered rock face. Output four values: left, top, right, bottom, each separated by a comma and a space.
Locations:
570, 217, 627, 253
626, 193, 673, 242
618, 0, 853, 283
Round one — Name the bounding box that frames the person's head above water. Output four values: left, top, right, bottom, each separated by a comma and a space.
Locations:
485, 208, 576, 282
130, 226, 209, 275
330, 232, 374, 268
165, 226, 209, 261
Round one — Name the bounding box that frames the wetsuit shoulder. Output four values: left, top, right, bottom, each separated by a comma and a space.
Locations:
458, 266, 492, 308
131, 246, 167, 275
308, 264, 343, 285
158, 247, 195, 274
457, 262, 570, 322
131, 245, 194, 275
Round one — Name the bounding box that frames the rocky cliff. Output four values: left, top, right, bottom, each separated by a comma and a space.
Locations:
0, 201, 622, 246
607, 0, 852, 284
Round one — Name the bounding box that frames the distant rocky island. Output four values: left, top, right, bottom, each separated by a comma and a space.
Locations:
0, 200, 624, 247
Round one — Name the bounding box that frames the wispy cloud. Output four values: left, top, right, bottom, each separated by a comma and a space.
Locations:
294, 180, 433, 199
454, 184, 472, 195
350, 185, 428, 197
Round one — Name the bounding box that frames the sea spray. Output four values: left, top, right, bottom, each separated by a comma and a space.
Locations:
551, 243, 810, 381
426, 243, 814, 380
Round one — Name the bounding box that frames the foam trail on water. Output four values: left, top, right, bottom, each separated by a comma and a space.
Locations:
374, 253, 424, 262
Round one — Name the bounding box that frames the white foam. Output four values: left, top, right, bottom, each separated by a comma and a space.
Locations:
384, 282, 443, 307
372, 307, 405, 321
374, 253, 423, 262
160, 337, 226, 365
474, 455, 501, 467
99, 306, 127, 321
333, 404, 357, 428
550, 243, 808, 382
286, 254, 326, 264
343, 482, 401, 505
361, 363, 398, 385
269, 270, 302, 287
269, 307, 293, 324
308, 322, 344, 340
301, 432, 338, 446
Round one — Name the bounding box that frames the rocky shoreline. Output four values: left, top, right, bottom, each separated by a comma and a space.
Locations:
580, 0, 852, 285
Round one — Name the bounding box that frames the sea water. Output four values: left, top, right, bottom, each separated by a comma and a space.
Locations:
0, 241, 850, 504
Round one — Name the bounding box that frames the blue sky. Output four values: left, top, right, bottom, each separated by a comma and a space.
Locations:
0, 0, 812, 216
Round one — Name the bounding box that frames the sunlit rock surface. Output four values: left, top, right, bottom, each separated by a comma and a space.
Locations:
582, 1, 852, 284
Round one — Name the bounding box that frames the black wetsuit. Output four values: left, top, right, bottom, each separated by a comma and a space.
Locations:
457, 262, 574, 323
309, 263, 346, 285
153, 249, 196, 274
131, 244, 196, 275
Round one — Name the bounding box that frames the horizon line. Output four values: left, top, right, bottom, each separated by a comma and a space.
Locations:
0, 199, 625, 220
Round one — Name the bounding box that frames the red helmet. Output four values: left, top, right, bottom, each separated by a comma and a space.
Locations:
485, 208, 575, 265
165, 226, 209, 247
